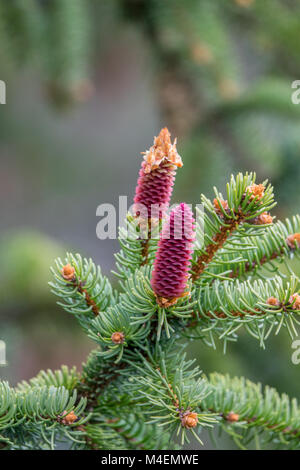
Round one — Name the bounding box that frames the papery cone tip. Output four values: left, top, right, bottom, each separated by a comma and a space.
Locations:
142, 127, 183, 174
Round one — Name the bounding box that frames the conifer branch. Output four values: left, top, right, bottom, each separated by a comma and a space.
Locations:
49, 253, 114, 332
192, 216, 243, 281
222, 216, 300, 280
188, 275, 300, 349
2, 126, 300, 450
201, 373, 300, 450
0, 379, 90, 449
191, 173, 276, 283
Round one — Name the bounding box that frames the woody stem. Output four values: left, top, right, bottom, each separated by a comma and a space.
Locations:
191, 216, 243, 282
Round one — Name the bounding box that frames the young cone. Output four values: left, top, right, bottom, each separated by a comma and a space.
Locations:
134, 128, 183, 220
151, 203, 195, 304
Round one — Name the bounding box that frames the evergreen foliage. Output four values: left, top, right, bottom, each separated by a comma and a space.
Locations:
1, 128, 300, 450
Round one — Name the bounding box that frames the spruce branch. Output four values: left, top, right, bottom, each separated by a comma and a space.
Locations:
124, 346, 218, 446
87, 302, 149, 363
2, 126, 300, 450
42, 140, 300, 448
17, 365, 80, 393
189, 275, 300, 349
0, 380, 90, 450
113, 215, 158, 281
191, 173, 276, 283
49, 253, 114, 332
216, 216, 300, 280
202, 373, 300, 450
0, 382, 18, 433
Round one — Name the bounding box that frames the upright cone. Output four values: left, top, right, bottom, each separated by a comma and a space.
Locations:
134, 128, 183, 220
151, 203, 195, 302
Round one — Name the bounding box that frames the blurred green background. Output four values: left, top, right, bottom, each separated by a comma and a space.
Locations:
0, 0, 300, 449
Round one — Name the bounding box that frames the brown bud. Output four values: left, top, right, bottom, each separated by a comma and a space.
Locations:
257, 212, 273, 225
226, 411, 239, 423
286, 233, 300, 250
267, 297, 280, 307
246, 183, 265, 201
213, 198, 229, 213
111, 332, 125, 344
156, 296, 179, 308
289, 294, 300, 310
181, 411, 198, 429
61, 263, 75, 281
61, 410, 77, 425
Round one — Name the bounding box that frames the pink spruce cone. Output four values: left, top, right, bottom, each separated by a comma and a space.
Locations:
134, 128, 183, 220
151, 203, 195, 302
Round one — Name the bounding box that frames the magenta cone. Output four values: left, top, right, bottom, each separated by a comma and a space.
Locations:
134, 128, 182, 220
151, 203, 195, 299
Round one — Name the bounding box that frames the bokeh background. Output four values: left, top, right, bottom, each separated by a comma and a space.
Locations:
1, 0, 300, 449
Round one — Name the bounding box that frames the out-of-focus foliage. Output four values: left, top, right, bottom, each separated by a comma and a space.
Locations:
0, 231, 64, 308
1, 0, 300, 450
0, 0, 91, 107
1, 0, 299, 209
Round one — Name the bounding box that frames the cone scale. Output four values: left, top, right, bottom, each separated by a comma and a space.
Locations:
151, 203, 195, 306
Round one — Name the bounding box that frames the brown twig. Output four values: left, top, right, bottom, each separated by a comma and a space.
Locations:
140, 219, 152, 266
75, 281, 99, 316
204, 407, 300, 441
229, 249, 285, 279
191, 215, 244, 282
141, 239, 150, 266
61, 264, 100, 316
